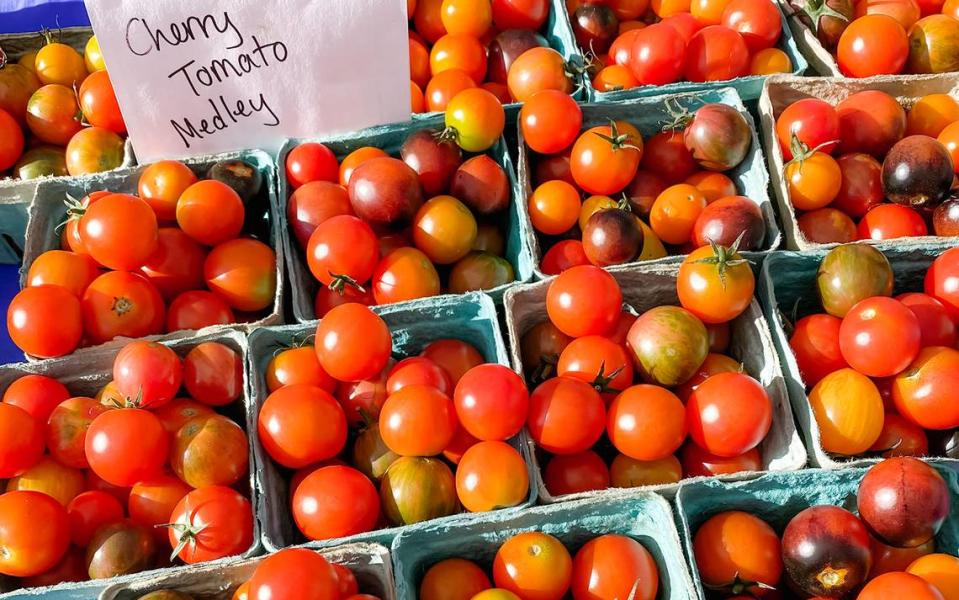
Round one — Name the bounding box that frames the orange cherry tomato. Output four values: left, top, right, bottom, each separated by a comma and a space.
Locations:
749, 47, 792, 75
372, 247, 441, 304
907, 93, 959, 137
35, 42, 87, 87
592, 65, 639, 92
855, 0, 921, 29
652, 0, 693, 17
493, 532, 572, 600
27, 250, 100, 297
425, 69, 477, 112
410, 37, 432, 88
430, 34, 488, 83
571, 535, 659, 600
837, 15, 909, 77
529, 180, 581, 235
693, 511, 782, 595
411, 82, 425, 113
138, 160, 199, 222
858, 572, 947, 600
65, 127, 125, 176
607, 385, 687, 461
570, 124, 643, 195
649, 183, 707, 245
677, 243, 755, 324
507, 47, 574, 103
907, 553, 959, 600
420, 558, 492, 600
25, 84, 82, 145
685, 171, 737, 203
455, 440, 529, 512
786, 152, 842, 210
609, 454, 682, 487
691, 0, 733, 25
415, 0, 448, 43
441, 0, 492, 37
413, 195, 478, 264
78, 70, 125, 134
809, 368, 884, 455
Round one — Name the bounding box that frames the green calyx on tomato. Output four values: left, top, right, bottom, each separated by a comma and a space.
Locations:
785, 133, 839, 168
594, 119, 641, 153
702, 574, 777, 595
588, 360, 626, 394
163, 517, 207, 562
802, 0, 850, 33
692, 233, 750, 289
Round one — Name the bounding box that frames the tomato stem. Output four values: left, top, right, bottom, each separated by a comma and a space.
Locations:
162, 520, 209, 562
328, 273, 366, 295
802, 0, 850, 33
691, 233, 750, 289
594, 120, 641, 152
784, 133, 840, 170
590, 361, 625, 394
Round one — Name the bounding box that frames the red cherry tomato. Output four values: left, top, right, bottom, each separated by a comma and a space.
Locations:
183, 342, 243, 406
857, 204, 929, 240
686, 372, 772, 457
168, 485, 253, 563
684, 26, 749, 82
546, 265, 623, 338
897, 292, 958, 347
2, 374, 70, 423
84, 408, 169, 486
113, 341, 183, 409
775, 98, 840, 160
249, 548, 338, 600
527, 376, 606, 455
286, 142, 338, 189
840, 296, 922, 377
315, 303, 392, 382
837, 15, 909, 77
258, 384, 347, 468
720, 0, 782, 52
453, 364, 529, 441
789, 314, 848, 385
7, 284, 83, 358
628, 24, 685, 85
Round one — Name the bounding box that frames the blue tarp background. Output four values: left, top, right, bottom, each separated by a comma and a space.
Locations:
0, 1, 89, 361
0, 0, 90, 33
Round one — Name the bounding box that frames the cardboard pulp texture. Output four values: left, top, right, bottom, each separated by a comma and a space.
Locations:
97, 543, 395, 600
676, 465, 959, 600
412, 1, 585, 120
391, 492, 698, 600
0, 28, 138, 205
503, 262, 807, 504
759, 72, 959, 250
246, 292, 538, 553
276, 114, 535, 321
19, 150, 285, 359
0, 329, 260, 600
517, 87, 780, 280
758, 242, 959, 468
557, 0, 808, 102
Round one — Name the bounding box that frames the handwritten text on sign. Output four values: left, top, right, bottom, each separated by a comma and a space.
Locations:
86, 0, 411, 162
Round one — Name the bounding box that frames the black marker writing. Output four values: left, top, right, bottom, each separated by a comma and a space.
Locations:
170, 93, 280, 148
126, 11, 243, 56
167, 36, 288, 97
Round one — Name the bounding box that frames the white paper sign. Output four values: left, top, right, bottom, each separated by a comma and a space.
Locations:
85, 0, 411, 162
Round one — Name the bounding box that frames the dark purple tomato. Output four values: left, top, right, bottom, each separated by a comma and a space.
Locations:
624, 171, 668, 218
287, 181, 353, 249
450, 155, 510, 215
795, 0, 854, 50
933, 198, 959, 235
85, 521, 157, 579
691, 196, 765, 250
798, 208, 857, 244
857, 457, 951, 548
781, 505, 872, 598
882, 135, 953, 208
207, 159, 263, 203
348, 157, 424, 226
816, 243, 894, 317
488, 29, 548, 85
573, 4, 619, 54
928, 428, 959, 458
582, 209, 643, 267
684, 104, 752, 172
400, 130, 463, 196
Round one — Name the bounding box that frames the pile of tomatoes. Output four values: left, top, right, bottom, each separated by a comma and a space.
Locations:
691, 457, 956, 599
258, 303, 530, 542
286, 114, 514, 316
788, 244, 959, 458
566, 0, 792, 93
521, 94, 764, 274
419, 531, 661, 600
520, 252, 768, 497
794, 0, 959, 77
6, 158, 277, 358
408, 0, 581, 113
777, 90, 959, 244
0, 338, 253, 587
135, 548, 382, 600
0, 33, 127, 179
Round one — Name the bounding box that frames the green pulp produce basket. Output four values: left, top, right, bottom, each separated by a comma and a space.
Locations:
19, 150, 284, 358
516, 87, 779, 280
391, 492, 698, 600
247, 292, 537, 553
504, 262, 807, 504
276, 114, 535, 322
758, 242, 959, 468
553, 0, 808, 102
676, 465, 959, 600
0, 329, 260, 600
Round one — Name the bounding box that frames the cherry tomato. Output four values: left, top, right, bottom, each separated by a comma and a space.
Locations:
286, 142, 338, 190
291, 465, 379, 540
453, 364, 529, 441
897, 292, 958, 347
455, 440, 529, 511
677, 243, 755, 324
25, 84, 82, 145
174, 180, 245, 246
592, 65, 639, 91
445, 88, 505, 152
907, 93, 959, 137
641, 130, 698, 183
925, 246, 959, 317
113, 341, 183, 409
267, 347, 336, 392
837, 90, 908, 157
66, 490, 124, 547
315, 303, 392, 382
543, 450, 610, 496
858, 572, 947, 600
171, 413, 248, 488
546, 265, 622, 337
684, 26, 749, 82
492, 0, 549, 29
493, 532, 572, 600
182, 342, 242, 406
749, 47, 792, 74
608, 385, 687, 461
372, 246, 442, 304
80, 193, 159, 271
441, 0, 492, 37
527, 376, 606, 455
138, 160, 198, 222
167, 290, 236, 331
416, 0, 448, 43
837, 15, 909, 77
127, 474, 191, 540
64, 126, 125, 176
204, 238, 277, 312
521, 90, 582, 154
0, 490, 70, 577
687, 372, 771, 457
2, 374, 69, 423
425, 69, 477, 112
379, 385, 458, 456
168, 485, 253, 563
82, 271, 165, 344
46, 397, 108, 469
571, 535, 659, 600
529, 180, 581, 235
649, 183, 707, 245
541, 240, 590, 275
775, 98, 840, 160
7, 284, 83, 357
858, 204, 928, 240
721, 0, 781, 52
832, 153, 883, 217
154, 398, 214, 434
258, 384, 346, 468
0, 403, 44, 478
507, 47, 574, 103
139, 228, 206, 300
413, 195, 478, 264
693, 511, 782, 594
78, 70, 125, 134
790, 314, 848, 385
388, 356, 453, 396
307, 215, 378, 289
557, 335, 633, 396
571, 123, 643, 196
893, 346, 959, 430
809, 368, 884, 455
431, 34, 488, 83
0, 108, 24, 171
421, 339, 485, 385
420, 558, 492, 600
839, 296, 921, 377
249, 548, 339, 600
906, 553, 959, 600
85, 408, 169, 486
681, 444, 761, 477
786, 151, 842, 210
25, 251, 96, 300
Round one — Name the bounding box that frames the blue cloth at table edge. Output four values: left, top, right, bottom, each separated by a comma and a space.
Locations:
0, 0, 90, 34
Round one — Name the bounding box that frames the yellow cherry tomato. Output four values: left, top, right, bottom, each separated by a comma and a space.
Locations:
85, 35, 107, 72
907, 93, 959, 137
749, 48, 793, 75
636, 219, 668, 260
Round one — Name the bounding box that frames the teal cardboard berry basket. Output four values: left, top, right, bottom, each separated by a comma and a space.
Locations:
517, 86, 779, 280
758, 242, 959, 469
391, 492, 697, 600
676, 465, 959, 600
246, 292, 538, 554
276, 113, 535, 322
553, 0, 808, 103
